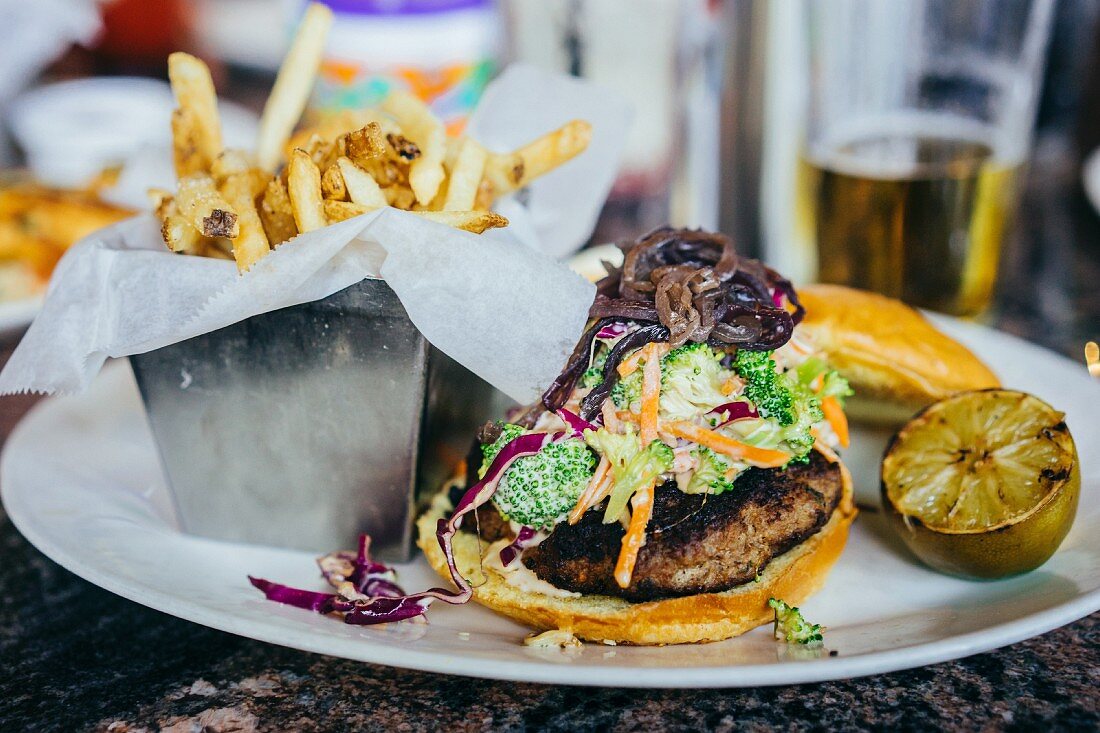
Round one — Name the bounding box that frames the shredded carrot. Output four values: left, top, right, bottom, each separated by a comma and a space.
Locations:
820, 395, 850, 448
616, 410, 638, 423
614, 479, 655, 588
569, 456, 611, 524
810, 372, 825, 393
617, 342, 668, 378
639, 342, 662, 444
787, 337, 811, 356
666, 421, 790, 468
617, 348, 646, 378
601, 400, 621, 434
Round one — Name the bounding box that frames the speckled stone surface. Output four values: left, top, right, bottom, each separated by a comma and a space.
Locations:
0, 507, 1096, 732
1, 143, 1099, 733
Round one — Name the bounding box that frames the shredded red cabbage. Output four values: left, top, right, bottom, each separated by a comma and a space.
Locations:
249, 534, 440, 625
596, 322, 629, 339
708, 401, 758, 427
252, 430, 580, 626
556, 408, 597, 436
498, 525, 541, 567
248, 577, 337, 612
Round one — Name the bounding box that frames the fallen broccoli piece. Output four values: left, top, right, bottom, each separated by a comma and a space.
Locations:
768, 598, 824, 645
585, 427, 674, 523
479, 423, 525, 479
734, 350, 795, 425
493, 438, 597, 529
685, 446, 740, 494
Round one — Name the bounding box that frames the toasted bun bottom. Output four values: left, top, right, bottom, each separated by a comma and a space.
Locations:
416, 470, 856, 645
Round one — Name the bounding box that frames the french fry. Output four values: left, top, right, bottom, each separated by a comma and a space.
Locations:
380, 90, 445, 205
220, 173, 271, 272
443, 138, 487, 211
320, 163, 347, 201
483, 120, 592, 195
336, 157, 387, 208
473, 178, 494, 210
322, 200, 371, 223
256, 3, 334, 171
211, 149, 254, 181
168, 53, 223, 174
203, 238, 235, 260
384, 184, 416, 210
259, 179, 298, 246
287, 149, 327, 232
170, 108, 207, 178
385, 132, 420, 162
147, 188, 174, 211
286, 109, 376, 154
176, 173, 239, 238
409, 209, 508, 234
298, 133, 341, 171
343, 123, 387, 166
323, 200, 507, 233
157, 196, 204, 255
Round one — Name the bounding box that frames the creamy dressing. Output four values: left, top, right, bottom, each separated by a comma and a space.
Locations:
483, 539, 582, 599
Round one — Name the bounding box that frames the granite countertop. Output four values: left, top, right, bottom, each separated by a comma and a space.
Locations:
1, 143, 1099, 732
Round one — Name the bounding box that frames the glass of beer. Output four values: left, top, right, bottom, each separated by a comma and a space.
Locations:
796, 0, 1054, 316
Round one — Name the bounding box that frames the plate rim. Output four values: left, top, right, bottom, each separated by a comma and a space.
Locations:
4, 325, 1100, 687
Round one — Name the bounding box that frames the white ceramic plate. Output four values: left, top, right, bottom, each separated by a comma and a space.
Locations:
3, 323, 1100, 688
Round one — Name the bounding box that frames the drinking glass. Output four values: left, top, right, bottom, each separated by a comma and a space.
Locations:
796, 0, 1054, 316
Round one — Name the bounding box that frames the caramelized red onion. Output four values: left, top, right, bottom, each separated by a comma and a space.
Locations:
606, 226, 802, 350
543, 227, 802, 414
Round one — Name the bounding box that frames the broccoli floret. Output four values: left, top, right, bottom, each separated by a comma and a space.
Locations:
611, 369, 643, 410
734, 350, 795, 425
479, 423, 526, 479
795, 356, 853, 404
585, 427, 674, 523
685, 446, 740, 494
768, 597, 824, 645
581, 349, 609, 389
659, 342, 731, 421
819, 370, 853, 402
492, 438, 597, 529
612, 343, 731, 419
581, 366, 604, 389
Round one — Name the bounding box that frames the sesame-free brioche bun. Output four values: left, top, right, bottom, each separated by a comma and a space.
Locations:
796, 284, 1000, 425
416, 467, 856, 645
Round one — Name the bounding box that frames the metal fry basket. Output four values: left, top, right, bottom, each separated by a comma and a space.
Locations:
130, 277, 510, 562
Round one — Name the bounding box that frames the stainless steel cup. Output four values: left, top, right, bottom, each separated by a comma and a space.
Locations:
130, 277, 511, 561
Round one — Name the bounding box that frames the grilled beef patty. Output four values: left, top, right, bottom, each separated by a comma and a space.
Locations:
468, 450, 842, 602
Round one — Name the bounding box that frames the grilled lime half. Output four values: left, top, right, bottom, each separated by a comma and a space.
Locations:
882, 389, 1079, 579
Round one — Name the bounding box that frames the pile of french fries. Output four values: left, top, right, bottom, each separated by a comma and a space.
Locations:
153, 3, 593, 273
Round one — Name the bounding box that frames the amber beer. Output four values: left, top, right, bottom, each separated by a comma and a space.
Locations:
797, 132, 1020, 316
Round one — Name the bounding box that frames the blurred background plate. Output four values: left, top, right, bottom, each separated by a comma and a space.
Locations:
0, 295, 42, 336
1083, 147, 1100, 215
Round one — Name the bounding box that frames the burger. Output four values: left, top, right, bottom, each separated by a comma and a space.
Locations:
249, 226, 1001, 641
416, 227, 860, 645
